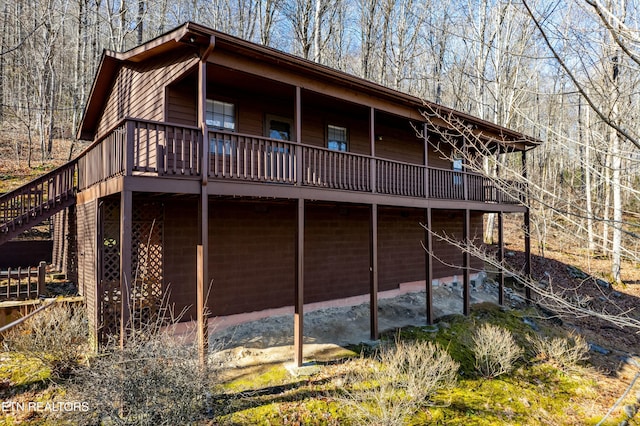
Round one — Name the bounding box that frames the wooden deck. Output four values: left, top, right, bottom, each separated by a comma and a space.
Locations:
79, 118, 524, 205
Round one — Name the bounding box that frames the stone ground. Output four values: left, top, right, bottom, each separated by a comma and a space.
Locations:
206, 281, 512, 374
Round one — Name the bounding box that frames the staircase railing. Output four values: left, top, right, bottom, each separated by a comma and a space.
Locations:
0, 161, 78, 245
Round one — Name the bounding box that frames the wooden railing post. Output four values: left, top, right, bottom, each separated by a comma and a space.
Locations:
293, 86, 303, 186
370, 108, 376, 193
125, 120, 135, 176
423, 123, 429, 199
38, 261, 46, 297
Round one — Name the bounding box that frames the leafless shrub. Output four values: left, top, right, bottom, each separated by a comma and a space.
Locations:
1, 302, 88, 377
527, 333, 589, 371
339, 340, 459, 426
472, 323, 523, 378
59, 293, 213, 425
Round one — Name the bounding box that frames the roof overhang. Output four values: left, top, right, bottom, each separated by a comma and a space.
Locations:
77, 21, 542, 149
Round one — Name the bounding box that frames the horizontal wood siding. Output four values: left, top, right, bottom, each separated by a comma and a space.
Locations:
163, 198, 198, 319
95, 51, 199, 140
302, 99, 370, 155
430, 210, 484, 278
208, 200, 296, 316
166, 76, 197, 126
374, 114, 424, 164
378, 207, 426, 291
304, 204, 370, 303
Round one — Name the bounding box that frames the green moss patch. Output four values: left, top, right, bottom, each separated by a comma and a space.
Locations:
0, 353, 51, 388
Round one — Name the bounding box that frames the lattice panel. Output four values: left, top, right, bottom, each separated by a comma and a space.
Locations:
98, 199, 165, 342
131, 202, 164, 326
99, 198, 122, 342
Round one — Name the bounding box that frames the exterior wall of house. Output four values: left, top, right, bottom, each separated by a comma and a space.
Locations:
166, 72, 197, 126
160, 198, 485, 319
163, 197, 199, 317
76, 200, 98, 341
95, 50, 199, 139
304, 204, 371, 303
378, 207, 426, 291
431, 210, 484, 277
207, 200, 296, 317
0, 240, 53, 269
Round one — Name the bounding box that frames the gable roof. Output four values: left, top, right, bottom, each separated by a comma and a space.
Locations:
78, 22, 541, 149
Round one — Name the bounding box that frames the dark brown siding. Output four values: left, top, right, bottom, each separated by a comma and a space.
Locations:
304, 204, 370, 303
166, 74, 197, 126
163, 198, 199, 318
95, 51, 199, 139
375, 113, 424, 164
76, 200, 97, 338
430, 210, 484, 278
0, 240, 53, 269
162, 199, 486, 319
378, 207, 426, 291
208, 200, 296, 316
301, 93, 371, 155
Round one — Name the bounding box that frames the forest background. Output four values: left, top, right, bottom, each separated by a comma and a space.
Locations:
0, 0, 639, 283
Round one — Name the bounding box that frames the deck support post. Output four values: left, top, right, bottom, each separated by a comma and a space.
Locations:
196, 195, 209, 366
498, 211, 505, 306
522, 150, 532, 302
294, 198, 305, 367
119, 189, 132, 348
370, 204, 379, 340
425, 208, 433, 325
195, 35, 214, 366
463, 209, 471, 316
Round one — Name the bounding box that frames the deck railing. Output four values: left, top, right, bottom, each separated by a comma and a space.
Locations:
376, 158, 425, 197
304, 146, 371, 191
208, 131, 296, 183
80, 119, 523, 205
0, 161, 77, 244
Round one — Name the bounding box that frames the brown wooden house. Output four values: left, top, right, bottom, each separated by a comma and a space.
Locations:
0, 22, 539, 364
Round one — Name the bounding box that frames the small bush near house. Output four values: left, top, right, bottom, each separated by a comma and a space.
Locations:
2, 302, 88, 378
472, 323, 523, 378
61, 313, 211, 425
339, 339, 459, 426
528, 333, 589, 371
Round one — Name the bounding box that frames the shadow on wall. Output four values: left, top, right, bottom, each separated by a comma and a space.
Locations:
0, 240, 53, 268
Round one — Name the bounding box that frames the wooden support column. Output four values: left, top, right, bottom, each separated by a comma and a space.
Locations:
463, 209, 471, 316
370, 107, 376, 193
498, 211, 505, 306
294, 198, 305, 367
119, 189, 132, 348
522, 150, 532, 302
425, 208, 433, 324
196, 35, 215, 365
196, 195, 209, 366
370, 204, 379, 340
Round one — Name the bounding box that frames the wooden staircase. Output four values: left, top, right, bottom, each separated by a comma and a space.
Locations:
0, 161, 78, 246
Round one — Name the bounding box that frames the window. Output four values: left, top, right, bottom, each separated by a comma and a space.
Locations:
210, 138, 235, 156
265, 115, 293, 141
453, 158, 463, 185
327, 124, 347, 152
206, 100, 235, 131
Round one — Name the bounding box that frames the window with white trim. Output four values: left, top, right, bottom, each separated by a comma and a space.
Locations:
327, 124, 348, 152
207, 100, 236, 154
206, 100, 235, 131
